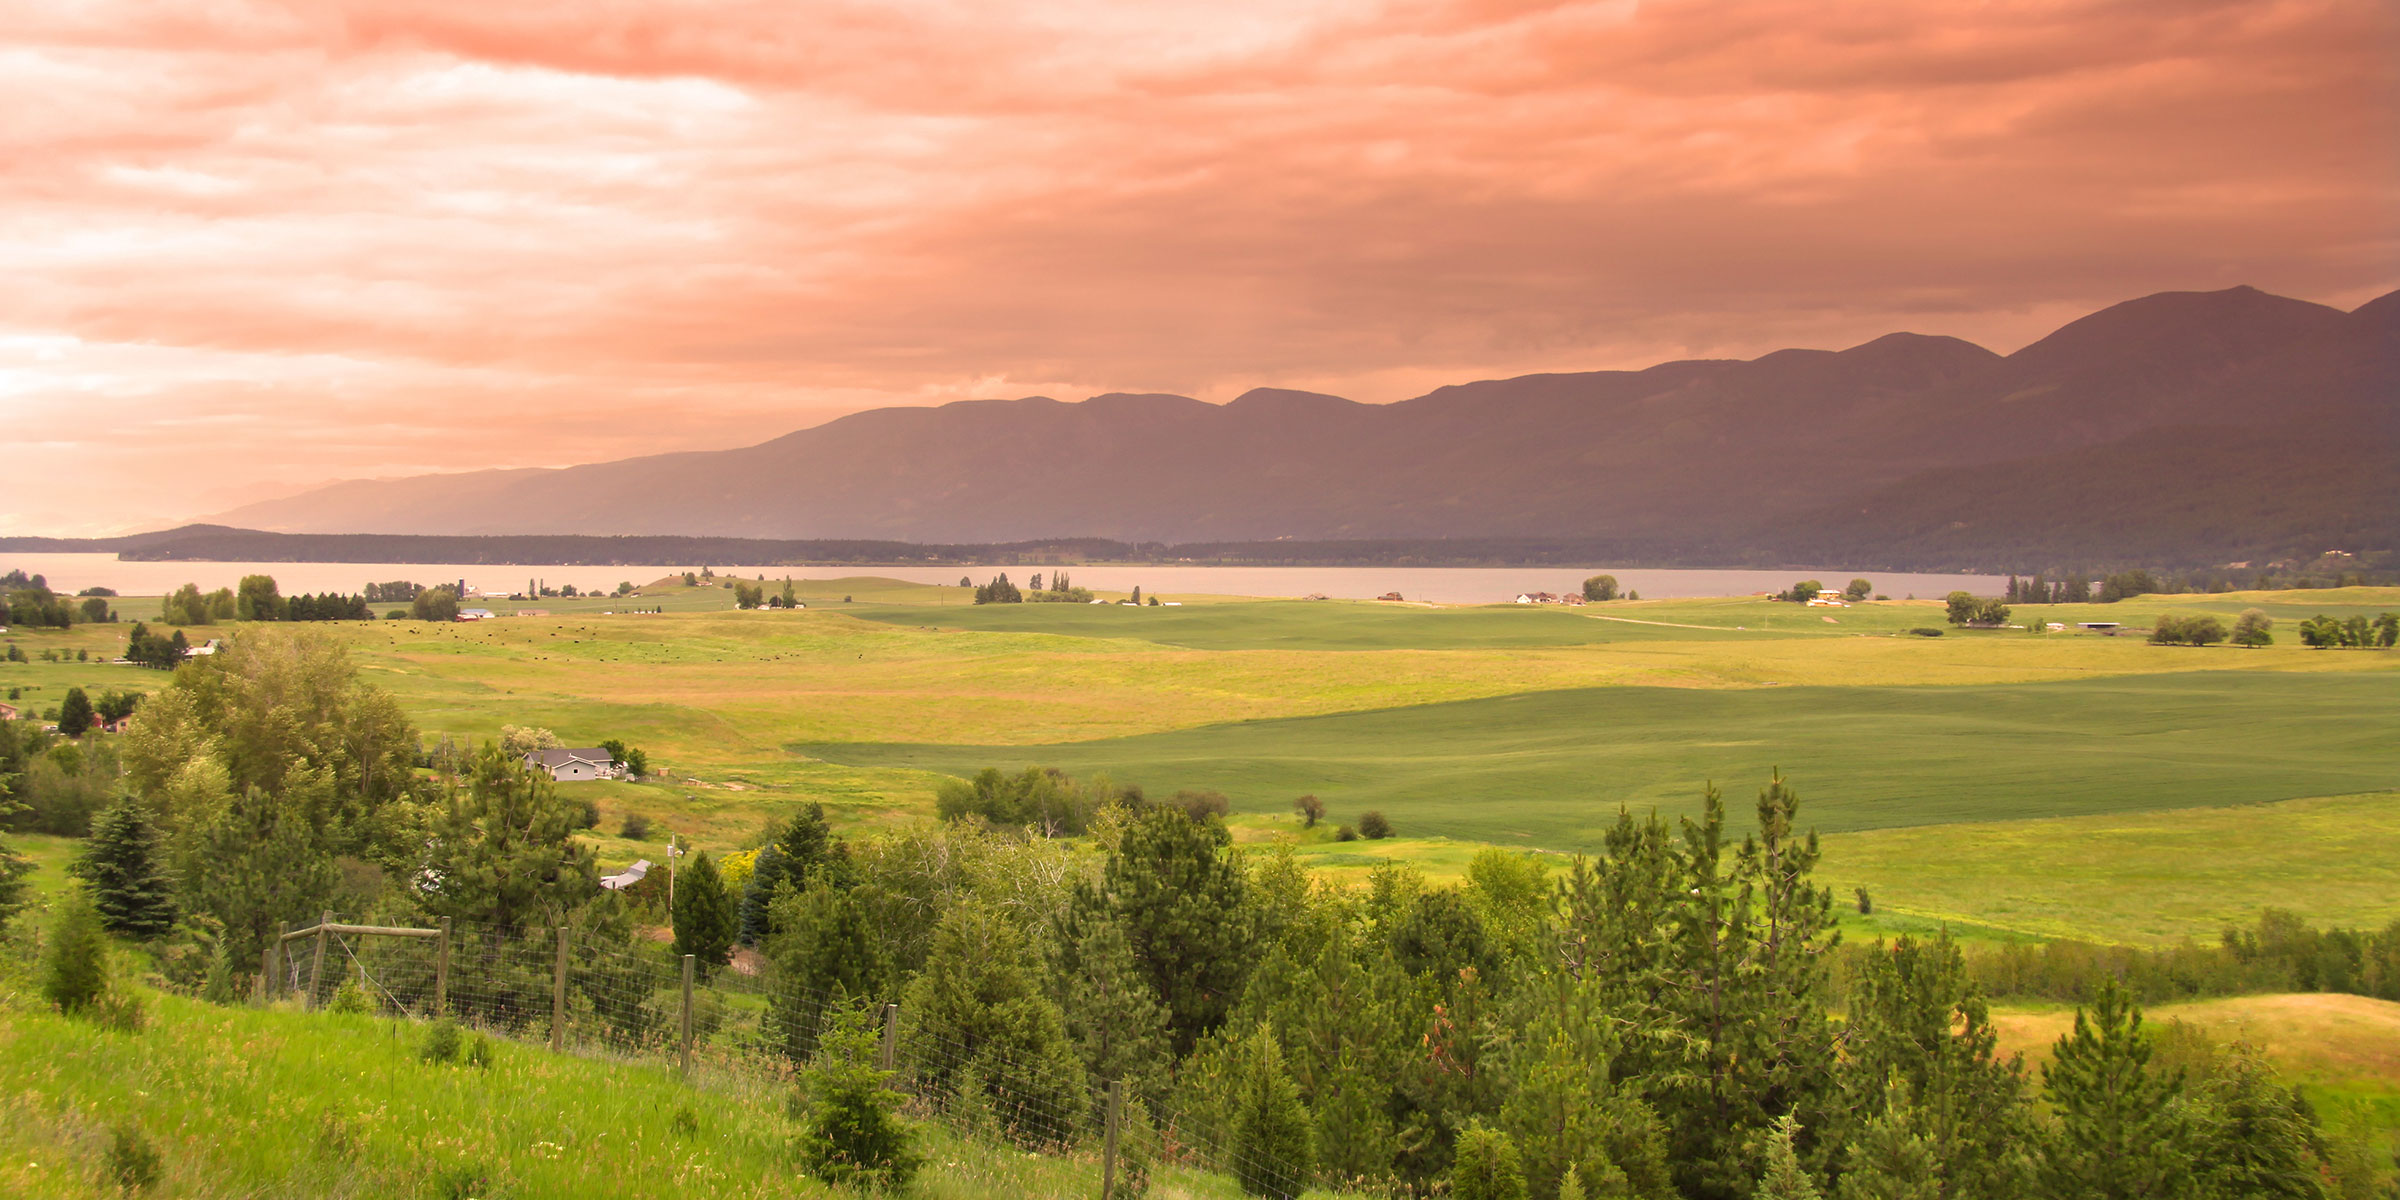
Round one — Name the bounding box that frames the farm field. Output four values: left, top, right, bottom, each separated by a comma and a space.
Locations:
5, 580, 2395, 936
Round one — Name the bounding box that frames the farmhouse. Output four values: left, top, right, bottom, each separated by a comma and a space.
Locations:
0, 702, 16, 722
456, 608, 497, 621
183, 638, 223, 658
599, 860, 651, 891
525, 747, 623, 782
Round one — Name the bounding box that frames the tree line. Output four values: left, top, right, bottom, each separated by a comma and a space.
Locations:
2, 629, 2388, 1198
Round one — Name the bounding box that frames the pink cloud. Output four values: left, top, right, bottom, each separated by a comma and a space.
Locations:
0, 0, 2391, 533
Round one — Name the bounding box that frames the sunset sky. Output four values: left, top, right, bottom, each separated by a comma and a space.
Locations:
4, 0, 2395, 535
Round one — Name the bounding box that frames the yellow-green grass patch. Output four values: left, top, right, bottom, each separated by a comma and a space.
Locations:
1818, 792, 2400, 946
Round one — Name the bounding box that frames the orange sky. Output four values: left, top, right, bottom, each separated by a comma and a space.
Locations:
5, 0, 2395, 535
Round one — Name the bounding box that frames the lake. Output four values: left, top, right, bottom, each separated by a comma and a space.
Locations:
1, 552, 2008, 605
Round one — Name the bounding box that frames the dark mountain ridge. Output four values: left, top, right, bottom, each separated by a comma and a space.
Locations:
206, 285, 2397, 569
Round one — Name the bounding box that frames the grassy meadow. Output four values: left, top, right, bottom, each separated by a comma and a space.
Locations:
4, 578, 2395, 943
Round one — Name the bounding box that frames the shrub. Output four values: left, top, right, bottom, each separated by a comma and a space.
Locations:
40, 892, 109, 1014
793, 1006, 922, 1190
328, 977, 374, 1015
1173, 788, 1230, 822
465, 1032, 496, 1070
1907, 627, 1945, 637
1452, 1123, 1529, 1200
1854, 888, 1873, 915
422, 1018, 463, 1064
1358, 811, 1393, 840
671, 1105, 699, 1136
1334, 825, 1357, 842
620, 813, 653, 841
105, 1122, 162, 1192
575, 796, 602, 829
90, 989, 147, 1033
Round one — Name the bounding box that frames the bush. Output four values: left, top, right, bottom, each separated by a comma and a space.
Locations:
1358, 811, 1393, 840
105, 1122, 163, 1191
1333, 825, 1357, 842
41, 892, 109, 1014
1174, 789, 1231, 822
1854, 888, 1873, 915
466, 1032, 496, 1070
1907, 627, 1945, 637
329, 977, 374, 1015
793, 1006, 922, 1190
620, 813, 653, 841
575, 796, 602, 829
422, 1018, 463, 1064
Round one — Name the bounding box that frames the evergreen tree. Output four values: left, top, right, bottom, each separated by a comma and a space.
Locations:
670, 850, 736, 973
1497, 974, 1672, 1199
901, 903, 1086, 1148
1833, 1077, 1943, 1200
41, 890, 111, 1013
1056, 905, 1173, 1116
57, 687, 93, 737
1452, 1124, 1529, 1200
2186, 1045, 2332, 1200
765, 874, 890, 1061
793, 1005, 923, 1190
72, 801, 178, 939
1230, 1021, 1315, 1199
1834, 933, 2033, 1198
1100, 805, 1251, 1055
2037, 979, 2193, 1199
740, 803, 840, 944
1756, 1114, 1822, 1200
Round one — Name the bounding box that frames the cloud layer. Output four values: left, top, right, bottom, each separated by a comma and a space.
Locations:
3, 0, 2394, 533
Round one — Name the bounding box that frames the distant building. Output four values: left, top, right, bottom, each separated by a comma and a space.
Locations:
183, 638, 223, 658
525, 747, 623, 782
516, 609, 551, 617
0, 702, 17, 722
2077, 622, 2122, 635
599, 860, 651, 891
1378, 592, 1404, 602
456, 609, 496, 621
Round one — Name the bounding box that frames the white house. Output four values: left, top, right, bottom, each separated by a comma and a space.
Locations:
525, 747, 622, 782
599, 860, 651, 891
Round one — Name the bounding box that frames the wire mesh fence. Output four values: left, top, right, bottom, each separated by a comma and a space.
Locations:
252, 914, 1305, 1198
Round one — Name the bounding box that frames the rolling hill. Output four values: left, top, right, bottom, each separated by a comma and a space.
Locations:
210, 285, 2397, 567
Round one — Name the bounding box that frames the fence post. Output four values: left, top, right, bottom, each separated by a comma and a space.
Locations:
680, 954, 696, 1079
1101, 1077, 1126, 1200
878, 1002, 900, 1073
550, 926, 570, 1053
307, 909, 333, 1009
261, 921, 286, 1004
433, 917, 452, 1019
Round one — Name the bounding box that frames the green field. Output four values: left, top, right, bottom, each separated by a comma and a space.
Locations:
5, 581, 2395, 942
805, 670, 2399, 842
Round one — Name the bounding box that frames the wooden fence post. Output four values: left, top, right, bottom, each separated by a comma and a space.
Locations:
1101, 1077, 1126, 1200
307, 910, 333, 1009
679, 954, 696, 1079
550, 926, 569, 1053
261, 920, 287, 1004
878, 1002, 900, 1073
433, 917, 452, 1019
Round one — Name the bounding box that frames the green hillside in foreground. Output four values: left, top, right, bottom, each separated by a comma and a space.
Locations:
0, 988, 1235, 1200
801, 669, 2400, 843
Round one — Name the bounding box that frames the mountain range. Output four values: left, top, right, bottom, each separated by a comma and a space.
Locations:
213, 285, 2397, 570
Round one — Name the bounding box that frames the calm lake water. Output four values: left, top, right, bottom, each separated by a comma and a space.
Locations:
2, 552, 2007, 605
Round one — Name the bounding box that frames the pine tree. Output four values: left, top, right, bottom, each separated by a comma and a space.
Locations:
1101, 806, 1251, 1056
1833, 1077, 1943, 1200
671, 850, 736, 974
2186, 1045, 2332, 1200
1834, 933, 2032, 1198
765, 875, 889, 1061
793, 1005, 923, 1190
41, 891, 110, 1013
71, 801, 178, 940
2037, 979, 2194, 1199
1453, 1124, 1529, 1200
901, 903, 1086, 1149
1058, 907, 1172, 1115
1756, 1114, 1822, 1200
1230, 1022, 1314, 1199
57, 687, 93, 737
